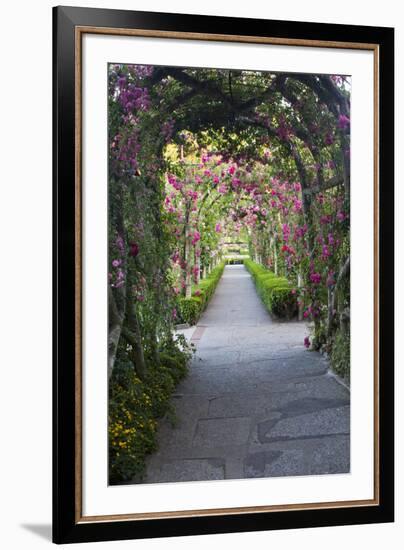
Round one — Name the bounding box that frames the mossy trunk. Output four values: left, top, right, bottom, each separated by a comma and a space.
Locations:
297, 272, 303, 321
122, 297, 147, 380
195, 245, 201, 284
184, 230, 192, 298
108, 284, 126, 379
122, 263, 147, 380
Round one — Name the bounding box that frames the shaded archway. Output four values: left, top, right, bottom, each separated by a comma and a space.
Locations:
107, 64, 351, 483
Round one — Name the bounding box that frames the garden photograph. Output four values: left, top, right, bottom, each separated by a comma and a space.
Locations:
108, 63, 351, 485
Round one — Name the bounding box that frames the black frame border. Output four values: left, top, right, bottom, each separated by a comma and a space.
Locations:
53, 5, 394, 544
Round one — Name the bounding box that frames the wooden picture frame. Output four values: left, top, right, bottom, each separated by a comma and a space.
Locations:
53, 5, 394, 544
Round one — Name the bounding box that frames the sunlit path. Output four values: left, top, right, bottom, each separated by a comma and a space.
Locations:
143, 265, 350, 483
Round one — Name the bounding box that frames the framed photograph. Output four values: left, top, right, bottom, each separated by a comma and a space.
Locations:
53, 5, 394, 544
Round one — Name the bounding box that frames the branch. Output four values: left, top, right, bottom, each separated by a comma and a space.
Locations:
145, 67, 170, 86
197, 189, 212, 216
109, 285, 125, 326
168, 88, 200, 111
328, 256, 350, 335
108, 284, 126, 379
302, 176, 344, 196
164, 67, 231, 105
293, 75, 339, 117
228, 71, 234, 105
165, 69, 279, 119
318, 76, 350, 114
337, 256, 350, 285
237, 76, 278, 112
236, 115, 279, 138
205, 193, 223, 212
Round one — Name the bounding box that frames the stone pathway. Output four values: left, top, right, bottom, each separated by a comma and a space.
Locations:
143, 265, 350, 483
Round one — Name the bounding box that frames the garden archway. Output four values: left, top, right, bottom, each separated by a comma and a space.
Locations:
108, 64, 351, 483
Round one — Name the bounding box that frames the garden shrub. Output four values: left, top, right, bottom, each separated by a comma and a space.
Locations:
177, 296, 202, 325
311, 320, 328, 351
268, 286, 298, 318
244, 259, 297, 319
330, 328, 350, 381
177, 262, 225, 325
159, 349, 188, 384
243, 258, 267, 279
109, 346, 190, 484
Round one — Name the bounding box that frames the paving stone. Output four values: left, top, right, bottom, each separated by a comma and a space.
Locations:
193, 417, 251, 448
244, 450, 284, 478
146, 458, 225, 483
140, 265, 350, 484
246, 434, 350, 477
254, 406, 350, 444
308, 434, 350, 474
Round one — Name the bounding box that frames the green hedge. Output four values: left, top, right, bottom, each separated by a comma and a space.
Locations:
330, 328, 350, 381
177, 262, 225, 325
244, 259, 297, 319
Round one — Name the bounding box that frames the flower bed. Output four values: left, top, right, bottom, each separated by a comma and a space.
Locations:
109, 343, 190, 484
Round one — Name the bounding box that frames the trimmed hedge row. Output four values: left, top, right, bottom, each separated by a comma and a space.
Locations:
244, 258, 297, 319
177, 262, 225, 325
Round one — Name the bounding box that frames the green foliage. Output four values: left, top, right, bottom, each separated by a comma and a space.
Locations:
330, 328, 350, 381
243, 259, 269, 278
177, 296, 202, 326
311, 320, 328, 351
269, 286, 298, 319
177, 262, 225, 324
109, 345, 190, 484
244, 259, 297, 319
108, 65, 351, 482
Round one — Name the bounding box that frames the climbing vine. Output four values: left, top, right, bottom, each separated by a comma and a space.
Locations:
108, 63, 351, 482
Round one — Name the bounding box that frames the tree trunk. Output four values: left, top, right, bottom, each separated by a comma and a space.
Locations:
148, 280, 161, 367
297, 272, 303, 320
327, 286, 334, 334
273, 239, 278, 275
195, 245, 201, 284
121, 324, 146, 380
122, 260, 146, 379
341, 133, 351, 204
328, 256, 350, 337
108, 285, 126, 379
184, 228, 192, 298
108, 175, 126, 379
340, 307, 350, 336
123, 276, 147, 379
